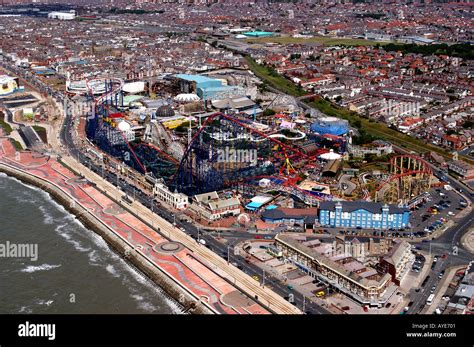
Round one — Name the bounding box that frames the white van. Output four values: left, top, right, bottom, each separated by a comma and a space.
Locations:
427, 294, 435, 306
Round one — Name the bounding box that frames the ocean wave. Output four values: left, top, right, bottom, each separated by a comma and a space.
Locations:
7, 175, 71, 215
130, 293, 144, 302
4, 173, 183, 314
118, 261, 184, 314
34, 299, 54, 306
39, 205, 55, 225
129, 294, 158, 312
4, 175, 70, 220
55, 224, 91, 253
5, 175, 50, 196
18, 306, 33, 314
87, 250, 102, 264
20, 264, 61, 273
105, 264, 120, 278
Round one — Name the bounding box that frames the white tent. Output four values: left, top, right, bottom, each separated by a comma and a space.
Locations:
174, 93, 200, 103
319, 149, 342, 161
123, 81, 145, 94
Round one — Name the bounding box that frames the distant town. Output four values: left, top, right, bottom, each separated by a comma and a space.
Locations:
0, 0, 472, 318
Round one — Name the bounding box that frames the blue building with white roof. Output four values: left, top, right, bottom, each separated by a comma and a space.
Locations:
319, 201, 410, 230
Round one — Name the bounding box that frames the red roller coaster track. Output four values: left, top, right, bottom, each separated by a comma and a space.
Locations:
179, 112, 327, 167
376, 154, 432, 192
87, 78, 147, 173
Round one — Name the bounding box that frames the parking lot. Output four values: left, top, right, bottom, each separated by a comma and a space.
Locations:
324, 187, 465, 241
410, 188, 464, 236
410, 252, 426, 274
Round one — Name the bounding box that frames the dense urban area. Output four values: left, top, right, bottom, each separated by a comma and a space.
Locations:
0, 0, 473, 317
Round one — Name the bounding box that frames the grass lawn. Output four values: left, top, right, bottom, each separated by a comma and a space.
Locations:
32, 125, 48, 144
247, 36, 392, 47
0, 112, 13, 135
9, 138, 23, 151
245, 56, 306, 97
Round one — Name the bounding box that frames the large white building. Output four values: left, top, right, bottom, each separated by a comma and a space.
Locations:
275, 234, 394, 306
48, 11, 76, 20
153, 182, 188, 210
189, 191, 241, 221
349, 140, 393, 158
0, 75, 19, 96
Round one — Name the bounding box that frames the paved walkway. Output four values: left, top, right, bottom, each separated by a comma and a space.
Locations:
0, 138, 272, 315
57, 151, 301, 314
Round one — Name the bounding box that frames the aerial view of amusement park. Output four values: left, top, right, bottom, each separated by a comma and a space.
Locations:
0, 2, 473, 341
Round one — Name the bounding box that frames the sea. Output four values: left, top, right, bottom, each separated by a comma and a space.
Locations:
0, 173, 180, 314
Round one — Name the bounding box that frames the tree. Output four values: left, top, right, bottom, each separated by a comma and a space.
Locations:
263, 108, 276, 117
290, 53, 301, 60
462, 120, 473, 129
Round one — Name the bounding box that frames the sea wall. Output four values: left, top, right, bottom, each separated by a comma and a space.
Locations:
0, 163, 214, 315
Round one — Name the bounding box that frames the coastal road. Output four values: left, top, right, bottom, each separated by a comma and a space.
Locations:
79, 161, 329, 314
52, 84, 327, 314
64, 155, 303, 314
53, 91, 304, 314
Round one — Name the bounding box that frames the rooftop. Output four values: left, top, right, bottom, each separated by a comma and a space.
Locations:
319, 201, 410, 214
174, 74, 217, 84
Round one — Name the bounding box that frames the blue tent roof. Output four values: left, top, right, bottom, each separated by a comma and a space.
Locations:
245, 201, 263, 211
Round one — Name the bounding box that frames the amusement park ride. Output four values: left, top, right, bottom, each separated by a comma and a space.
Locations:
84, 79, 351, 201
375, 154, 432, 205
173, 112, 328, 195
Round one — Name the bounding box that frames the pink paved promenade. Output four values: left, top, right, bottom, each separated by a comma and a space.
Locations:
0, 138, 269, 314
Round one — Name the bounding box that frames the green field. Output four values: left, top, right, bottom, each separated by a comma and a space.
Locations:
245, 56, 306, 97
247, 36, 392, 46
244, 56, 474, 165
0, 113, 13, 135
33, 125, 48, 144
9, 138, 23, 151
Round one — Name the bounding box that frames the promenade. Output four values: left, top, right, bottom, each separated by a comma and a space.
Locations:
0, 137, 281, 314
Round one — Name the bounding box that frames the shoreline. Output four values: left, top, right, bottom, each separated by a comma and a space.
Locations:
0, 162, 213, 315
